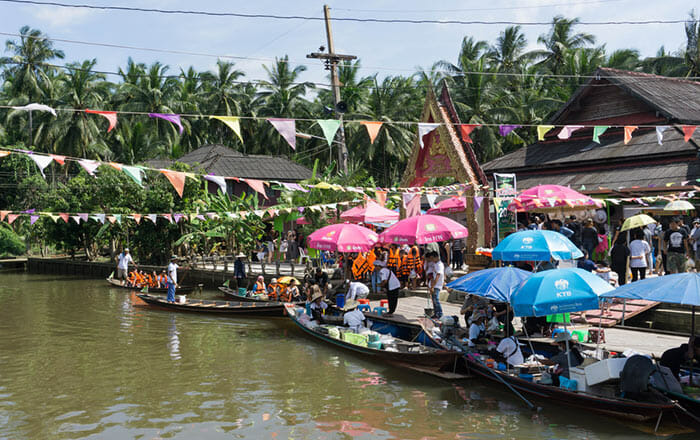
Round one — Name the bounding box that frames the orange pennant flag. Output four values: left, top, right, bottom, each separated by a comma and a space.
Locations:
458, 124, 480, 144
86, 109, 118, 132
683, 125, 697, 142
132, 214, 142, 224
108, 162, 122, 171
375, 190, 387, 207
49, 154, 66, 165
0, 210, 9, 221
360, 121, 383, 144
624, 126, 638, 144
59, 213, 69, 223
7, 214, 19, 224
0, 150, 10, 158
161, 169, 186, 198
245, 179, 269, 200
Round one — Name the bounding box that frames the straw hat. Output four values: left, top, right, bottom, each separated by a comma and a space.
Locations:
342, 299, 359, 311
236, 252, 246, 258
553, 332, 573, 343
170, 255, 178, 261
311, 291, 324, 302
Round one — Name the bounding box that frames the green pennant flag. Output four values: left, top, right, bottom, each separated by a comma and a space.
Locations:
592, 126, 610, 144
114, 214, 122, 224
109, 271, 114, 279
317, 119, 341, 146
122, 165, 144, 186
223, 280, 230, 287
140, 286, 149, 293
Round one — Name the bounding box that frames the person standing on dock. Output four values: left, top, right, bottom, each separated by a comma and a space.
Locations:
379, 264, 401, 316
166, 256, 179, 303
115, 248, 135, 286
664, 217, 690, 274
427, 251, 445, 319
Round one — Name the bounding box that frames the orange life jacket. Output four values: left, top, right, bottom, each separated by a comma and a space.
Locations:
278, 285, 291, 302
399, 255, 411, 277
387, 248, 401, 272
406, 247, 423, 274
267, 283, 280, 301
366, 251, 376, 267
352, 253, 371, 279
255, 280, 266, 294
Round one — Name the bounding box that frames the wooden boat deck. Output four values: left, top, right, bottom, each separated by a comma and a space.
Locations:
570, 299, 659, 327
361, 295, 463, 325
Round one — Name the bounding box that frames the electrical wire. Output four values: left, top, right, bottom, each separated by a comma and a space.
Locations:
335, 0, 625, 13
0, 0, 688, 26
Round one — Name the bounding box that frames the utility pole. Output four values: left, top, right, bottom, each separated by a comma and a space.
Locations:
307, 4, 356, 175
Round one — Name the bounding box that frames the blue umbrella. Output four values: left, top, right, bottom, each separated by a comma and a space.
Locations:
492, 230, 583, 261
511, 268, 613, 317
446, 267, 532, 302
600, 272, 700, 306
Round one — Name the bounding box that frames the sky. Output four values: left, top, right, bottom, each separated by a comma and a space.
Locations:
0, 0, 697, 91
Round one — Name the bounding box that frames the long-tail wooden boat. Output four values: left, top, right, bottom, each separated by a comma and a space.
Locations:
107, 277, 196, 294
218, 286, 271, 303
284, 303, 458, 370
415, 321, 679, 425
136, 293, 286, 316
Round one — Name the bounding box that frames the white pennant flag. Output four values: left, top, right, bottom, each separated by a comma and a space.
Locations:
30, 154, 53, 178
147, 214, 157, 224
426, 194, 438, 208
203, 175, 227, 194
656, 126, 669, 145
71, 215, 81, 224
78, 159, 100, 176
12, 103, 57, 116
417, 123, 441, 149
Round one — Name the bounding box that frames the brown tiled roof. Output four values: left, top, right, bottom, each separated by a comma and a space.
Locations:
148, 144, 312, 181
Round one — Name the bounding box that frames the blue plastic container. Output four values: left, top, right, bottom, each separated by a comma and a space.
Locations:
335, 293, 346, 309
497, 362, 507, 371
305, 303, 312, 316
518, 373, 534, 382
238, 287, 247, 296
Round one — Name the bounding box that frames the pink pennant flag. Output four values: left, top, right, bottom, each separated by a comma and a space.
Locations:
59, 213, 70, 223
107, 215, 116, 224
162, 214, 173, 224
0, 210, 9, 221
403, 193, 421, 218
30, 215, 39, 225
360, 121, 383, 144
280, 182, 308, 193
245, 179, 269, 200
78, 159, 100, 176
49, 154, 66, 165
86, 109, 118, 132
160, 169, 186, 198
267, 118, 296, 150
149, 113, 183, 134
683, 125, 697, 142
557, 125, 584, 140
132, 214, 142, 224
459, 124, 480, 144
624, 126, 638, 144
173, 213, 184, 223
78, 213, 88, 222
7, 214, 19, 224
474, 196, 484, 212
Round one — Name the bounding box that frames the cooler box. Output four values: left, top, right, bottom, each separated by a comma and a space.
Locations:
237, 288, 247, 296
569, 367, 588, 392
584, 358, 627, 386
335, 293, 345, 309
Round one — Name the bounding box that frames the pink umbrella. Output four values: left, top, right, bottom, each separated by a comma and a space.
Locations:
427, 197, 466, 214
296, 217, 310, 225
340, 200, 399, 223
378, 214, 468, 245
307, 223, 379, 252
507, 184, 603, 212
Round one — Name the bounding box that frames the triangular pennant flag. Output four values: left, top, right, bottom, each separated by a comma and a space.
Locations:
147, 214, 157, 224
458, 124, 480, 144
474, 196, 484, 212
95, 213, 105, 224
160, 169, 186, 198
59, 213, 69, 223
223, 280, 230, 287
211, 116, 244, 144
203, 175, 227, 194
173, 214, 184, 223
403, 193, 421, 217
78, 159, 100, 176
78, 213, 88, 222
417, 123, 440, 148
426, 194, 438, 208
122, 165, 143, 186
0, 211, 9, 221
592, 126, 610, 144
107, 215, 116, 224
7, 214, 19, 224
656, 126, 669, 145
317, 119, 341, 146
140, 286, 149, 293
683, 125, 697, 142
12, 103, 56, 116
149, 113, 184, 134
537, 125, 555, 141
71, 215, 81, 224
30, 215, 39, 225
0, 150, 10, 158
108, 162, 122, 171
49, 214, 60, 223
132, 214, 142, 224
86, 109, 117, 132
49, 154, 66, 165
29, 154, 53, 178
114, 214, 122, 224
557, 125, 584, 140
499, 125, 521, 137
280, 182, 308, 193
375, 190, 387, 207
245, 179, 269, 200
624, 126, 638, 144
267, 118, 296, 150
162, 214, 173, 224
360, 121, 383, 144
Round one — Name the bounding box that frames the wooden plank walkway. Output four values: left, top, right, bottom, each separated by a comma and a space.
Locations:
570, 299, 659, 327
363, 294, 462, 325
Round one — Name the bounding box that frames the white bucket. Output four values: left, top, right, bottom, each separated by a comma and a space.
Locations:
177, 295, 187, 304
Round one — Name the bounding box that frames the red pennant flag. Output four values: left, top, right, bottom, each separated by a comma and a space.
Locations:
245, 179, 269, 200
161, 169, 186, 198
7, 214, 19, 224
624, 126, 638, 145
0, 210, 9, 221
86, 109, 118, 132
49, 154, 66, 165
683, 125, 697, 142
59, 213, 70, 223
458, 124, 480, 144
360, 121, 383, 144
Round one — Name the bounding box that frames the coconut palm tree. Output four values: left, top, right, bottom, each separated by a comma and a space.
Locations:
535, 16, 596, 74
487, 26, 535, 74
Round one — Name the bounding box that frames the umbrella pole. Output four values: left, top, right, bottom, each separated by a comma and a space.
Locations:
691, 306, 696, 385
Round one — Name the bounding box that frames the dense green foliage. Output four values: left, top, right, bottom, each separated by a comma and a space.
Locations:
0, 223, 24, 256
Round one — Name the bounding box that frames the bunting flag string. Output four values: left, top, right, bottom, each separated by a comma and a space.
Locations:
11, 103, 56, 116
459, 124, 480, 144
557, 125, 584, 140
417, 123, 440, 148
592, 126, 610, 144
203, 175, 227, 194
656, 126, 669, 145
86, 109, 118, 132
360, 121, 382, 144
160, 169, 186, 198
624, 126, 638, 144
317, 119, 341, 146
29, 154, 53, 178
683, 125, 697, 142
499, 125, 520, 137
149, 113, 184, 134
537, 125, 554, 141
211, 116, 244, 144
268, 118, 296, 150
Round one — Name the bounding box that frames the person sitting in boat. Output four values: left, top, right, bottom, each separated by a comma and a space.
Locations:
253, 276, 266, 296
660, 335, 700, 382
342, 300, 366, 332
281, 279, 300, 302
312, 268, 330, 295
460, 294, 489, 327
267, 278, 280, 301
157, 270, 167, 289
539, 332, 584, 383
467, 312, 488, 347
148, 271, 158, 288
308, 287, 327, 324
493, 335, 524, 367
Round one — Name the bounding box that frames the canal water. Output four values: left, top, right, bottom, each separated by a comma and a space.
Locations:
0, 272, 693, 439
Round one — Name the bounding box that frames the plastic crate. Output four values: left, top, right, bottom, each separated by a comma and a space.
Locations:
343, 332, 368, 347
584, 358, 628, 386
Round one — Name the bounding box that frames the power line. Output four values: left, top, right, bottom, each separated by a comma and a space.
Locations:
335, 0, 626, 13
0, 0, 690, 26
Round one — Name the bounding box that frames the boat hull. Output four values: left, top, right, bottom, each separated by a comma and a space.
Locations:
107, 278, 195, 294
136, 293, 286, 316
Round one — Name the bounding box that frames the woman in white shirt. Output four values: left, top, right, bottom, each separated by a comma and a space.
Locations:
629, 229, 651, 282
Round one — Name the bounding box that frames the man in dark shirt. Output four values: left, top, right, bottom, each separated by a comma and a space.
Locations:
609, 239, 630, 285
664, 217, 690, 274
313, 267, 330, 295
660, 336, 700, 380
577, 251, 597, 272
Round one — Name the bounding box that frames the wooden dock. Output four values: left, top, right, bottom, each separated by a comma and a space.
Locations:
570, 299, 660, 327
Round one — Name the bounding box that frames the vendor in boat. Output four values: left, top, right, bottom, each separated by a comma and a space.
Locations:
313, 268, 330, 295
234, 253, 246, 290
660, 335, 700, 381
539, 332, 584, 382
467, 312, 488, 347
460, 294, 489, 327
494, 336, 525, 367
342, 300, 366, 332
309, 287, 327, 323
166, 256, 179, 303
